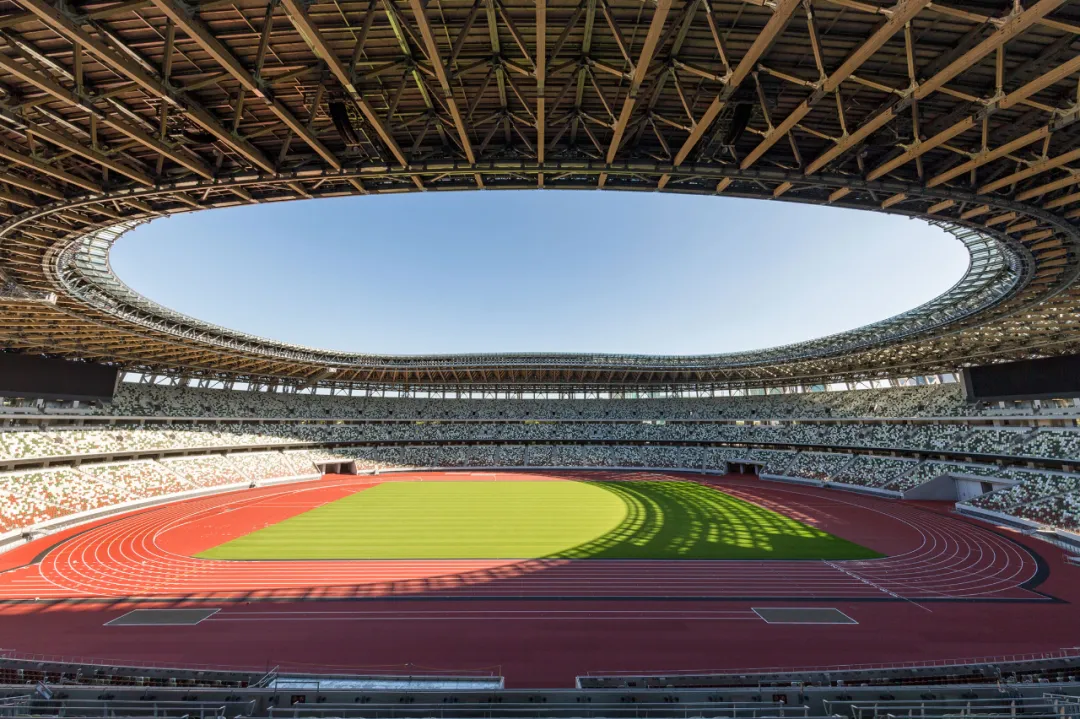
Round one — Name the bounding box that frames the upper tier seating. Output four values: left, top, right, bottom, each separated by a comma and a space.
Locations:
102, 382, 974, 420
6, 421, 1080, 465
0, 426, 290, 462
1019, 431, 1080, 461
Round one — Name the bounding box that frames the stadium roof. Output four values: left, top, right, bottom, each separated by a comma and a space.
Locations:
0, 0, 1077, 391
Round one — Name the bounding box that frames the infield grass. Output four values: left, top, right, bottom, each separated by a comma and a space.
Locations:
197, 479, 882, 561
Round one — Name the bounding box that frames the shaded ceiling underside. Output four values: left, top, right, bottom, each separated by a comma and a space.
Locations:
0, 0, 1076, 390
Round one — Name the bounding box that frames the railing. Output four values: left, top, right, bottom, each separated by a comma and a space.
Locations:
0, 699, 232, 719
828, 696, 1080, 719
266, 701, 808, 719
0, 650, 266, 678
578, 647, 1080, 682
0, 651, 502, 683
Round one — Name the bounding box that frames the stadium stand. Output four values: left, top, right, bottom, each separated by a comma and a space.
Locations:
3, 383, 1080, 537
79, 460, 193, 499
828, 455, 918, 489
158, 455, 253, 488
763, 452, 853, 481
1011, 492, 1080, 530
100, 383, 980, 420
1021, 430, 1080, 461
885, 462, 1005, 493
0, 467, 93, 532
967, 470, 1080, 515
226, 451, 312, 481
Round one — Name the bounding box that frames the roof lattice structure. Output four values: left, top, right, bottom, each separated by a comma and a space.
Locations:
0, 0, 1076, 390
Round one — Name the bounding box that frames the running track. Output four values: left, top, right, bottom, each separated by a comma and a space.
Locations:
0, 471, 1077, 687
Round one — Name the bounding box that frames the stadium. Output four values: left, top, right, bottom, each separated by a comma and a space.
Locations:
0, 0, 1079, 713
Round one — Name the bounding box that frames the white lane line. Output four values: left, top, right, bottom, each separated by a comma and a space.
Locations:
823, 560, 932, 612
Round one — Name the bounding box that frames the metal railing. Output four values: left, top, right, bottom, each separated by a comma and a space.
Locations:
266, 701, 809, 719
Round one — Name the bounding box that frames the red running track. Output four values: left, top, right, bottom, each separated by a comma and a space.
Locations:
0, 470, 1077, 687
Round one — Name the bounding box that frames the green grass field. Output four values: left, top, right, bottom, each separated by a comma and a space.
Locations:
197, 480, 882, 561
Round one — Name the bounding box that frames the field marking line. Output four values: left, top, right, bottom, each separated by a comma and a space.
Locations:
823, 560, 932, 613
104, 608, 220, 627
751, 607, 858, 625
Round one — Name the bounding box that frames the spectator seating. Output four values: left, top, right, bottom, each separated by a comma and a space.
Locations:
829, 455, 917, 489
766, 452, 854, 481
0, 451, 327, 534
1019, 430, 1080, 461
80, 460, 192, 498
2, 381, 1080, 536
886, 461, 1004, 493
159, 455, 248, 488
967, 470, 1080, 513
955, 428, 1034, 456
102, 382, 974, 421
227, 451, 308, 480
1011, 492, 1080, 530
0, 467, 96, 532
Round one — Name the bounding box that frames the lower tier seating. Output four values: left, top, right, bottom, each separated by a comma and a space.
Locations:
2, 445, 1079, 536
0, 452, 316, 534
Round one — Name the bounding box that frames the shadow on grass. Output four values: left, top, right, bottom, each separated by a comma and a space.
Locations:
547, 480, 882, 560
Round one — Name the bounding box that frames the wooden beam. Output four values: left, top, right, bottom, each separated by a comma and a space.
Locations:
21, 115, 153, 187
914, 0, 1068, 101
979, 147, 1080, 194
0, 143, 101, 193
1016, 173, 1080, 201
999, 53, 1080, 111
741, 0, 932, 171
279, 0, 410, 168
881, 192, 906, 208
601, 0, 671, 185
537, 0, 546, 186
805, 107, 895, 174
407, 0, 477, 165
926, 126, 1048, 188
867, 116, 974, 181
659, 0, 800, 187
150, 0, 343, 170
0, 171, 64, 200
0, 187, 37, 208
927, 199, 955, 213
807, 0, 1068, 176
870, 53, 1080, 183
0, 49, 214, 179
15, 0, 276, 173
1044, 191, 1080, 209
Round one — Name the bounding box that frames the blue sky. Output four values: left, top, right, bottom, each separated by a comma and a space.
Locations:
111, 191, 969, 356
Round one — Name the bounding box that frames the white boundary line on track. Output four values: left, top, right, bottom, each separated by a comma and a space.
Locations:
751, 607, 858, 625
823, 560, 933, 612
104, 608, 220, 627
